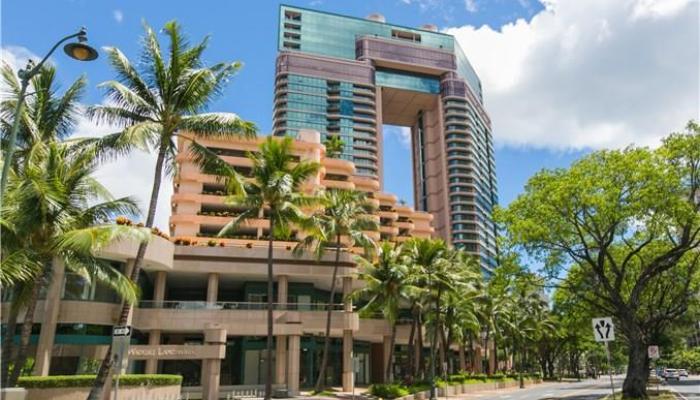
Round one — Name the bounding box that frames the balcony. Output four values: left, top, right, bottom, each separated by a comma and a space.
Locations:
356, 35, 456, 75
134, 301, 358, 335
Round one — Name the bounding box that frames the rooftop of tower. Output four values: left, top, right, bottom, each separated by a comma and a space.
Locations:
278, 4, 483, 101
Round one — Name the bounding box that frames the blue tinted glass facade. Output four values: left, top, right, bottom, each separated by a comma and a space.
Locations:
375, 70, 440, 94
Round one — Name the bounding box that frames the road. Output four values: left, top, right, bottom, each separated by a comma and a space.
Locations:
453, 376, 626, 400
666, 375, 700, 399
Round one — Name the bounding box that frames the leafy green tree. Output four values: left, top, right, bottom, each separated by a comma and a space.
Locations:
499, 122, 700, 398
86, 20, 257, 399
323, 135, 344, 158
1, 140, 149, 387
354, 241, 418, 382
217, 136, 318, 399
295, 188, 377, 391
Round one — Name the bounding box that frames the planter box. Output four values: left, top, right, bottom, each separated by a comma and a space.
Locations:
414, 390, 427, 400
25, 384, 180, 400
0, 388, 27, 400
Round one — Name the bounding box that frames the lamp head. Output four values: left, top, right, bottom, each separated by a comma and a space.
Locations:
63, 28, 98, 61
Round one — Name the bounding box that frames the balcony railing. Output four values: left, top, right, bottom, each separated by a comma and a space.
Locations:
139, 301, 345, 311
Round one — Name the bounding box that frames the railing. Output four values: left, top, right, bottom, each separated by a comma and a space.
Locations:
139, 301, 345, 311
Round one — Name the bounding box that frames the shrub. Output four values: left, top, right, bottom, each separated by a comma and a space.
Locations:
369, 383, 409, 399
207, 240, 217, 247
490, 373, 506, 380
18, 374, 182, 388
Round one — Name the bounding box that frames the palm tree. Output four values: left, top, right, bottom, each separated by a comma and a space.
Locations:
86, 21, 257, 398
217, 136, 318, 399
0, 62, 146, 386
354, 241, 418, 383
323, 135, 344, 158
294, 188, 377, 391
1, 140, 150, 387
402, 238, 448, 386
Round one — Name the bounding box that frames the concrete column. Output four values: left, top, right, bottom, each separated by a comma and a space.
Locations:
153, 271, 166, 307
34, 258, 65, 376
287, 335, 301, 395
201, 325, 226, 400
275, 336, 287, 385
342, 330, 353, 391
342, 277, 354, 391
382, 335, 392, 383
342, 277, 352, 312
207, 273, 219, 303
277, 275, 288, 305
145, 330, 161, 374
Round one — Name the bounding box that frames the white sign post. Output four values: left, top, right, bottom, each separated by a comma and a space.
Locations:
592, 318, 616, 399
111, 325, 132, 400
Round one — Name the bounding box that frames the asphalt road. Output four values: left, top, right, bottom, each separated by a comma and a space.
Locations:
665, 375, 700, 399
453, 376, 626, 400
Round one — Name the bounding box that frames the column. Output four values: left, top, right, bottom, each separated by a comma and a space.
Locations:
153, 271, 167, 307
287, 335, 301, 396
207, 273, 219, 303
382, 335, 392, 383
342, 277, 353, 391
276, 336, 287, 385
34, 258, 65, 376
277, 275, 288, 306
201, 325, 226, 400
275, 276, 288, 385
145, 330, 161, 374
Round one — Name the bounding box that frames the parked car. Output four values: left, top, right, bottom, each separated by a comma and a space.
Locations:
679, 369, 689, 377
664, 369, 680, 381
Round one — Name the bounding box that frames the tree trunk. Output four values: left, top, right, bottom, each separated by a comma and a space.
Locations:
264, 217, 275, 400
385, 324, 397, 383
87, 145, 167, 400
313, 234, 341, 392
416, 312, 424, 379
8, 267, 47, 386
1, 294, 21, 386
407, 308, 416, 381
438, 325, 446, 377
622, 338, 649, 398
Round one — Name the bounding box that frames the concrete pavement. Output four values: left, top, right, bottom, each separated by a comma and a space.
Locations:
665, 375, 700, 399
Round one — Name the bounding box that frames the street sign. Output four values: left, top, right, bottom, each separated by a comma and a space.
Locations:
648, 345, 660, 359
113, 325, 132, 337
592, 317, 615, 342
111, 325, 132, 372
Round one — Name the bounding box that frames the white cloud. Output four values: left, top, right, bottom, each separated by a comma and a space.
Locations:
464, 0, 478, 13
445, 0, 699, 150
72, 112, 173, 231
113, 9, 124, 23
384, 126, 412, 148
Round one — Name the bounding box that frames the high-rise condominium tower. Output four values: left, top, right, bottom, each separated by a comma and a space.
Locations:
273, 5, 498, 269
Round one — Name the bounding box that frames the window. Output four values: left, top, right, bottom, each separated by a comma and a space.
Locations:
391, 29, 421, 43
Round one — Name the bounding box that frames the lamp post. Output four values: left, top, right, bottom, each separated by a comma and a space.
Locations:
0, 27, 98, 196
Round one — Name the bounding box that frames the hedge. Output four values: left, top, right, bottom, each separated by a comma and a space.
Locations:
18, 374, 182, 389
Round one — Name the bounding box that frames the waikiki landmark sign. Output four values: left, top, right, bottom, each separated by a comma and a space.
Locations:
128, 344, 225, 360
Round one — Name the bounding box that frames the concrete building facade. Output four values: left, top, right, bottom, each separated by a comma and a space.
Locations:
273, 5, 498, 270
1, 6, 500, 399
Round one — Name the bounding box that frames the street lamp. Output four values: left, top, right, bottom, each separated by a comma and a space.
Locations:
0, 27, 98, 195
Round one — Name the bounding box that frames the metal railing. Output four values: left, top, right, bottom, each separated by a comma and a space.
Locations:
138, 300, 345, 311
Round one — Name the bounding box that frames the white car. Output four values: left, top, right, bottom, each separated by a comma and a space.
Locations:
679, 369, 688, 378
664, 369, 680, 381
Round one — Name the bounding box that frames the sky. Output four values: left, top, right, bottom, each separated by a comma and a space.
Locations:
1, 0, 698, 231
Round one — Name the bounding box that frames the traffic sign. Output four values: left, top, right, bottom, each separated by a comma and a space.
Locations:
648, 345, 660, 359
113, 325, 132, 337
112, 325, 132, 372
592, 317, 615, 342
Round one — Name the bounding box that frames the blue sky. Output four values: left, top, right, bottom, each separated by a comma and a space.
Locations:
2, 0, 696, 226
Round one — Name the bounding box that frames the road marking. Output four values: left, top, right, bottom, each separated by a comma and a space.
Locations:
666, 385, 689, 400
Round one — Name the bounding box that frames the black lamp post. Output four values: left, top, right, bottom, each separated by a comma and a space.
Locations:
0, 27, 98, 195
